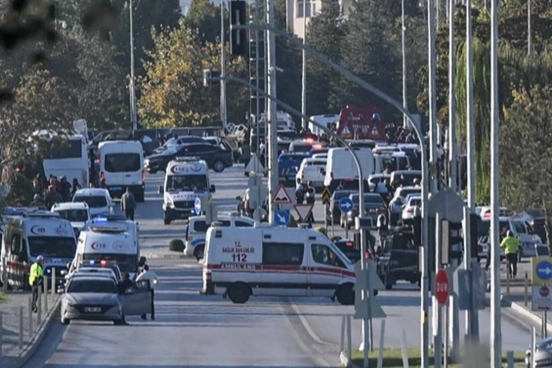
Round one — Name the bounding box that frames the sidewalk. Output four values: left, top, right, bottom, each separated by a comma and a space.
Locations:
0, 289, 59, 368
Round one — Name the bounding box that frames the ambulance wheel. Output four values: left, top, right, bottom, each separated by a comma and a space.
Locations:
336, 283, 355, 306
194, 245, 205, 261
227, 282, 250, 304
163, 217, 171, 225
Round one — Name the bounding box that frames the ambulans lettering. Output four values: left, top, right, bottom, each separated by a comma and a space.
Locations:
220, 263, 257, 270
90, 242, 107, 250
31, 225, 46, 235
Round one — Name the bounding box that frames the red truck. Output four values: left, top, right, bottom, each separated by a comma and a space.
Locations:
336, 105, 387, 141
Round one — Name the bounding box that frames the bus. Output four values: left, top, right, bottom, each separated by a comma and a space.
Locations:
33, 130, 89, 188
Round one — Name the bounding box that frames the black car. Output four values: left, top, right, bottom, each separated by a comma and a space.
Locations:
145, 143, 233, 174
334, 239, 361, 263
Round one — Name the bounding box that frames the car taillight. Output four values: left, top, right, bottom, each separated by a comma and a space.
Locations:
346, 242, 353, 247
407, 208, 413, 213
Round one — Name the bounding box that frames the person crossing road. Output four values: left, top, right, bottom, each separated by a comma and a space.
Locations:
136, 264, 158, 320
501, 230, 521, 278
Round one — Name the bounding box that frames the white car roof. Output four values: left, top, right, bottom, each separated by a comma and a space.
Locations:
74, 188, 110, 197
52, 202, 89, 210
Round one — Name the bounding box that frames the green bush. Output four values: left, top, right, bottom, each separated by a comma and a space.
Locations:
169, 239, 185, 252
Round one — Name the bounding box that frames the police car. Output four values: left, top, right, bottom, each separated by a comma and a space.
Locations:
51, 202, 91, 238
158, 157, 215, 225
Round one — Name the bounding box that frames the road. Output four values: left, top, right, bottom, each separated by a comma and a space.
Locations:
27, 165, 535, 367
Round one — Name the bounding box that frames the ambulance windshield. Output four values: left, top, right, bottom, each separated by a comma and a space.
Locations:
28, 236, 76, 258
166, 175, 208, 192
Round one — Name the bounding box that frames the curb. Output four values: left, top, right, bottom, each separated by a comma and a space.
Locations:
339, 351, 359, 368
502, 296, 552, 334
4, 296, 61, 368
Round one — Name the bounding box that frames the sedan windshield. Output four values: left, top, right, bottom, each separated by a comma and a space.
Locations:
28, 236, 76, 258
55, 209, 89, 222
67, 279, 118, 294
74, 196, 107, 208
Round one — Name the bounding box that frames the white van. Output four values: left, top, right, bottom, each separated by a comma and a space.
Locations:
202, 225, 356, 305
323, 147, 374, 192
75, 227, 143, 279
98, 140, 145, 201
84, 214, 140, 255
158, 157, 215, 225
296, 158, 326, 190
309, 114, 340, 135
185, 214, 255, 260
1, 211, 77, 289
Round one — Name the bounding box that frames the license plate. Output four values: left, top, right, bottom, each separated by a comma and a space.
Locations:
84, 307, 101, 313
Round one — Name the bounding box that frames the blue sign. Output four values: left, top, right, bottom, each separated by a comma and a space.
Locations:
536, 260, 552, 281
339, 197, 354, 213
194, 197, 202, 216
274, 210, 290, 226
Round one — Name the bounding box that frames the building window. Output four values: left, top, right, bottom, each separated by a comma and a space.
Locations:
297, 0, 315, 17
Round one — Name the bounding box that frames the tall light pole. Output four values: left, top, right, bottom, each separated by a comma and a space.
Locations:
401, 0, 408, 129
301, 0, 307, 131
528, 0, 531, 56
221, 0, 228, 130
266, 0, 278, 225
464, 0, 480, 343
490, 0, 502, 366
428, 0, 438, 195
129, 0, 138, 131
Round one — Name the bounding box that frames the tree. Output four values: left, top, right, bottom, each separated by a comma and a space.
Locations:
335, 0, 401, 121
500, 84, 552, 242
137, 21, 249, 127
305, 0, 347, 115
184, 0, 223, 45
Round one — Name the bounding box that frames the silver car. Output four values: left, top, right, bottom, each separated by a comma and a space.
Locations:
60, 276, 152, 325
526, 337, 552, 367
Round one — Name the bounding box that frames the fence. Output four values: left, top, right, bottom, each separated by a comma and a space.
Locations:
0, 274, 60, 367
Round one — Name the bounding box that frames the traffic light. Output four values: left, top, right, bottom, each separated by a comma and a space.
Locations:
230, 0, 247, 56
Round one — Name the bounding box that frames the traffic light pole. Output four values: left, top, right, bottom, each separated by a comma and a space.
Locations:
230, 22, 431, 367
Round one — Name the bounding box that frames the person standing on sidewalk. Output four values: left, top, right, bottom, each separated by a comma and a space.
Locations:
121, 187, 136, 220
136, 264, 158, 320
29, 255, 44, 313
500, 230, 521, 278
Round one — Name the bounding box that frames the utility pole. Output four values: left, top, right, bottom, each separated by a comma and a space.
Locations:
221, 0, 228, 130
401, 0, 408, 130
528, 0, 532, 56
448, 0, 457, 192
428, 0, 438, 195
301, 0, 307, 130
266, 0, 278, 225
490, 0, 502, 366
129, 0, 138, 131
465, 0, 480, 343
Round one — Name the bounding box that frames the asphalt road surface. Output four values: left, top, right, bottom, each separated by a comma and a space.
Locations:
27, 165, 535, 368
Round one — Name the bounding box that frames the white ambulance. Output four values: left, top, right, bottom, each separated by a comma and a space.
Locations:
74, 227, 142, 279
202, 225, 356, 305
0, 210, 76, 290
158, 157, 216, 225
84, 214, 140, 255
98, 140, 145, 201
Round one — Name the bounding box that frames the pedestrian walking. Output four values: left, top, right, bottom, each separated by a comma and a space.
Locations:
376, 211, 388, 244
121, 187, 136, 220
136, 264, 158, 320
501, 230, 521, 278
29, 255, 44, 313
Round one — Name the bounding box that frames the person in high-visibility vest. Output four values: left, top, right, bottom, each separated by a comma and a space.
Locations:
29, 255, 44, 313
500, 230, 521, 278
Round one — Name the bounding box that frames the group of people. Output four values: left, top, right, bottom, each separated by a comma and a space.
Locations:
30, 175, 83, 209
29, 257, 159, 322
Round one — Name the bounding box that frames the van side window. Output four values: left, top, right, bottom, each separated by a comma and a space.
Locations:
262, 242, 303, 265
235, 221, 253, 227
311, 244, 346, 268
194, 220, 231, 233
